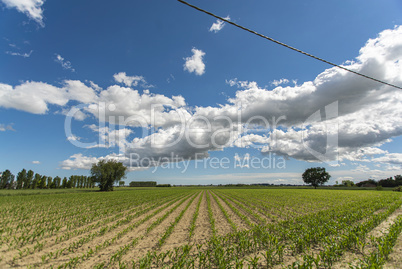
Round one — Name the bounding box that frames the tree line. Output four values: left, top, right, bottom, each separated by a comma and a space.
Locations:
355, 175, 402, 188
0, 169, 95, 190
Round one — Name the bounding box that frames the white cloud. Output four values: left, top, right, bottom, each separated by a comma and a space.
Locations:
67, 134, 80, 142
64, 80, 97, 103
0, 123, 15, 131
1, 0, 45, 26
271, 78, 289, 86
331, 167, 402, 182
60, 153, 107, 170
0, 80, 99, 115
113, 72, 147, 87
59, 153, 143, 171
233, 134, 269, 148
1, 26, 401, 171
372, 153, 402, 165
0, 81, 69, 114
32, 160, 40, 164
85, 85, 187, 128
85, 124, 133, 149
0, 78, 186, 127
190, 171, 302, 185
209, 16, 230, 33
183, 48, 206, 76
88, 81, 102, 92
6, 50, 33, 58
55, 54, 75, 72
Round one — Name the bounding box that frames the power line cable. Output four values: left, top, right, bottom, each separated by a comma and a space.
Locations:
177, 0, 402, 90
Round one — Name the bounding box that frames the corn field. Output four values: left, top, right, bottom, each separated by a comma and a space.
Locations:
0, 188, 401, 268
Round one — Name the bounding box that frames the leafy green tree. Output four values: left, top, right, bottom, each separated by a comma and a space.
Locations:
47, 177, 53, 188
90, 177, 95, 188
342, 180, 355, 187
69, 176, 74, 188
39, 175, 47, 189
61, 177, 68, 188
25, 170, 34, 189
119, 181, 125, 187
54, 176, 61, 188
16, 169, 27, 189
302, 167, 331, 189
90, 160, 127, 191
1, 170, 15, 189
31, 173, 41, 189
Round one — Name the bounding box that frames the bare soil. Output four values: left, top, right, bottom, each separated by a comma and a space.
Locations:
189, 191, 212, 246
207, 191, 233, 236
160, 192, 202, 252
211, 191, 251, 231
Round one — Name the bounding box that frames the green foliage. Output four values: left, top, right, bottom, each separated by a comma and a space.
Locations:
376, 185, 383, 191
16, 169, 27, 189
61, 177, 68, 188
1, 187, 401, 268
302, 167, 331, 188
54, 176, 61, 188
129, 181, 157, 187
393, 186, 402, 192
3, 169, 83, 190
25, 170, 34, 189
342, 180, 355, 187
0, 169, 15, 189
378, 175, 402, 187
356, 179, 377, 187
31, 173, 41, 189
91, 160, 127, 191
156, 184, 171, 187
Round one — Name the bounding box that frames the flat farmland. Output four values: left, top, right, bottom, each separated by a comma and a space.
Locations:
0, 188, 402, 268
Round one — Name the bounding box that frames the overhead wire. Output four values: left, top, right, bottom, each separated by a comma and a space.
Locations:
177, 0, 402, 90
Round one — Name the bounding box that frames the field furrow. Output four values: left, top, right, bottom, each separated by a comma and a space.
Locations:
1, 187, 401, 269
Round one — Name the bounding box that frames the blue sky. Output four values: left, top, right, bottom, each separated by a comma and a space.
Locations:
1, 0, 402, 185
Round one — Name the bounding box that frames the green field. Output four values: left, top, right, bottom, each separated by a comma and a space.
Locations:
0, 188, 401, 268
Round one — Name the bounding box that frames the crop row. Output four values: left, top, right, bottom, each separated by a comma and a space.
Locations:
127, 189, 402, 268
1, 188, 401, 269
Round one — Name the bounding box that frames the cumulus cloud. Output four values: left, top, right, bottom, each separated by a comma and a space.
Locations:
183, 48, 206, 76
32, 160, 40, 164
0, 81, 69, 114
1, 0, 45, 26
64, 80, 97, 103
59, 153, 143, 171
113, 72, 148, 87
55, 54, 75, 72
0, 79, 186, 127
1, 26, 401, 171
209, 16, 230, 33
85, 124, 133, 149
372, 153, 402, 165
85, 85, 187, 129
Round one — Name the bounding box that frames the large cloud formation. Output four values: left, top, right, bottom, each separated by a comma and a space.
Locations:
1, 26, 401, 170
